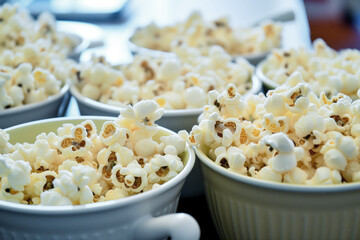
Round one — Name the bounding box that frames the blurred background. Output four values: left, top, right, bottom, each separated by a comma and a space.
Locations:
304, 0, 360, 50
0, 0, 360, 50
2, 0, 359, 64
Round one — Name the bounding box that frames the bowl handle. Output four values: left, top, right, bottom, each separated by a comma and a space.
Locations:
132, 213, 200, 240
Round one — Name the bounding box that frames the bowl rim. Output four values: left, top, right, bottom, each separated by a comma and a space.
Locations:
70, 75, 262, 117
0, 84, 69, 116
255, 60, 280, 89
0, 116, 195, 215
195, 145, 360, 193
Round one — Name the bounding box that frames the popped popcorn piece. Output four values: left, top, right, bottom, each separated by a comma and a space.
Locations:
0, 155, 31, 191
306, 167, 342, 185
25, 170, 57, 204
99, 121, 130, 147
263, 133, 303, 173
111, 160, 148, 193
40, 190, 72, 206
144, 154, 184, 184
58, 125, 93, 162
0, 129, 14, 154
48, 165, 100, 205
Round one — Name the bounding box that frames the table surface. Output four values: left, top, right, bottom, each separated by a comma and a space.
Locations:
62, 1, 311, 239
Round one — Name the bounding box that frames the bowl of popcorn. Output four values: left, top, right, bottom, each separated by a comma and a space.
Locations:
0, 100, 200, 240
0, 62, 72, 129
0, 4, 86, 61
180, 73, 360, 240
70, 46, 261, 133
129, 11, 282, 65
256, 38, 360, 97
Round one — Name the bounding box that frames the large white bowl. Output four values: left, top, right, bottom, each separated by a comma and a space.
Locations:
0, 84, 70, 129
1, 117, 199, 240
195, 145, 360, 240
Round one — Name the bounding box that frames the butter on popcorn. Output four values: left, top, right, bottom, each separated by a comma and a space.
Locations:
0, 100, 187, 205
131, 11, 282, 57
182, 74, 360, 185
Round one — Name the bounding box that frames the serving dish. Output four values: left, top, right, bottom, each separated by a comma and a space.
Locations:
195, 144, 360, 240
0, 85, 70, 129
0, 117, 199, 240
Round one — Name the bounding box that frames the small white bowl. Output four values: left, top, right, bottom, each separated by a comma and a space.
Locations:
0, 84, 70, 129
255, 60, 280, 91
1, 117, 199, 240
195, 145, 360, 240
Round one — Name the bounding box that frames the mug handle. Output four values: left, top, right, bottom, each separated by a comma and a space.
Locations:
133, 213, 200, 240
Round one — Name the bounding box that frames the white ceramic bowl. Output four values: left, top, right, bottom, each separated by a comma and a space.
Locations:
255, 60, 280, 91
0, 84, 70, 129
0, 117, 199, 240
195, 145, 360, 240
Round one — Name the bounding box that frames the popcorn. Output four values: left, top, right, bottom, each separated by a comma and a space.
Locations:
111, 160, 148, 193
25, 170, 57, 204
0, 4, 78, 111
144, 154, 184, 184
263, 133, 303, 173
40, 190, 72, 206
262, 39, 360, 99
131, 11, 282, 56
58, 125, 93, 162
0, 155, 31, 191
185, 78, 360, 185
0, 100, 187, 205
74, 43, 254, 111
214, 146, 246, 173
0, 129, 14, 154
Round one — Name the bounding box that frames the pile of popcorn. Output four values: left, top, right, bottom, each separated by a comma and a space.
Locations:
180, 72, 360, 185
131, 11, 282, 57
0, 4, 78, 59
0, 100, 187, 205
0, 62, 72, 110
75, 45, 254, 110
0, 4, 80, 110
261, 38, 360, 99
